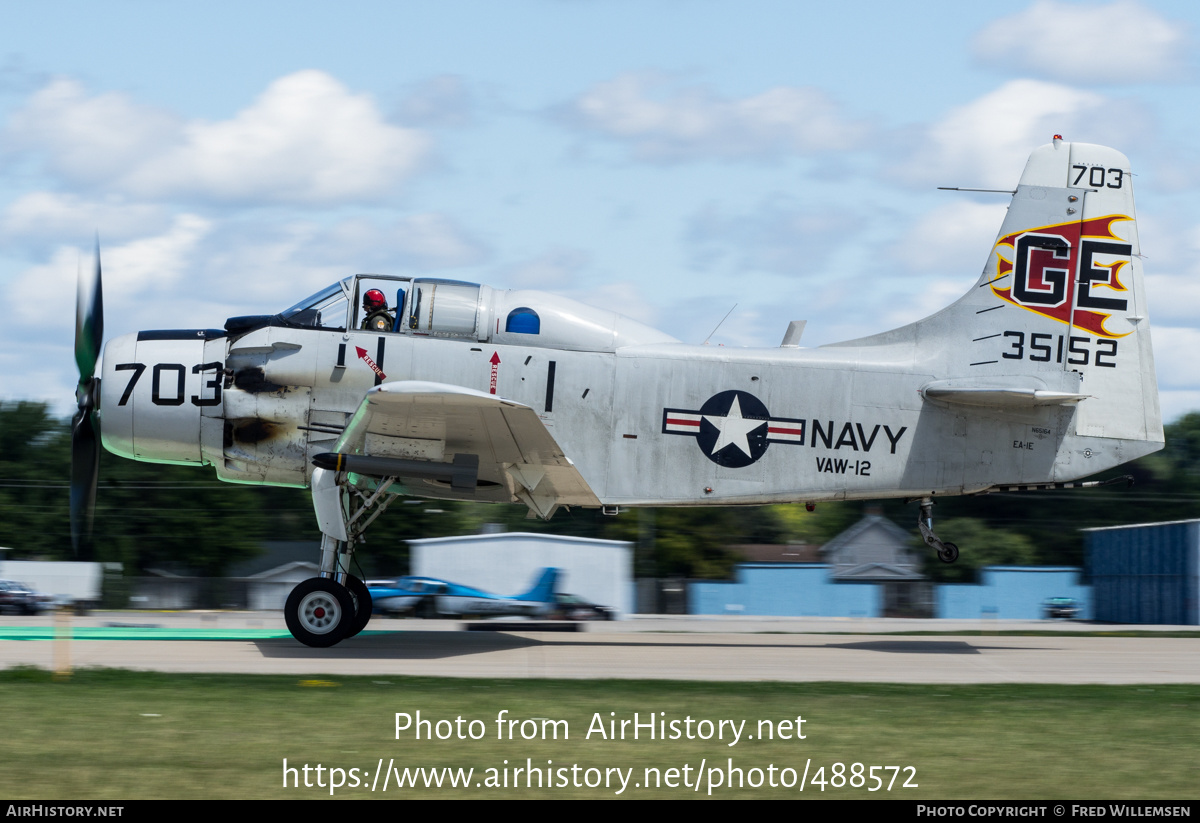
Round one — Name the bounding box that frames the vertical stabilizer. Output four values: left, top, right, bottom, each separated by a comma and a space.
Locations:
982, 141, 1161, 445
829, 140, 1164, 479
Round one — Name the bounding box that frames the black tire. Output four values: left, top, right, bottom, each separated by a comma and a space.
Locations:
343, 575, 372, 639
416, 597, 437, 619
284, 578, 355, 647
937, 542, 960, 564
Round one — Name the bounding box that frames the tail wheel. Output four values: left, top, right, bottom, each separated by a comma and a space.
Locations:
285, 578, 354, 647
343, 575, 372, 639
937, 542, 960, 564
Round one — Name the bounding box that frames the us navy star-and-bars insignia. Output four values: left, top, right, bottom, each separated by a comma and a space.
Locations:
662, 390, 805, 467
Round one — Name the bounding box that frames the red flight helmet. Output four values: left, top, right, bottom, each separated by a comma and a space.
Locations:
363, 289, 388, 312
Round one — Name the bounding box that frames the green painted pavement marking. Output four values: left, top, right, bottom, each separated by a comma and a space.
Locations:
0, 633, 302, 643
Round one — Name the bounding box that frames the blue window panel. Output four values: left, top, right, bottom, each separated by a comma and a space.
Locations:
506, 307, 540, 334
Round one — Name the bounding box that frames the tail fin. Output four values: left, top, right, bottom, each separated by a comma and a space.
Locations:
843, 140, 1163, 467
982, 141, 1160, 447
518, 567, 559, 602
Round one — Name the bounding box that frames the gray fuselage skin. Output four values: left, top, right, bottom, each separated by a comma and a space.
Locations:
97, 285, 1156, 510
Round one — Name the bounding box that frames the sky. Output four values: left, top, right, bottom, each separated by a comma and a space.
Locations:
1, 0, 1198, 421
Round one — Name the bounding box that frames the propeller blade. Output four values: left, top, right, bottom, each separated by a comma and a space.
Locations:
70, 239, 104, 557
70, 405, 100, 555
74, 241, 104, 384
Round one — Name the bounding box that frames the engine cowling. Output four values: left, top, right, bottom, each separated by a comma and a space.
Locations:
99, 331, 224, 465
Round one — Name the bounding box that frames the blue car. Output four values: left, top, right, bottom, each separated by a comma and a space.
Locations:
368, 568, 559, 619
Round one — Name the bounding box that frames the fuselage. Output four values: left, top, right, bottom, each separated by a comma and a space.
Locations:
96, 271, 1158, 509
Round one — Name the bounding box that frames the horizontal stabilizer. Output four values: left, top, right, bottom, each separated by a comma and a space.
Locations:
921, 381, 1089, 408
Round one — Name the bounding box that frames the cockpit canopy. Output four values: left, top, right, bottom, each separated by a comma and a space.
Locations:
277, 274, 677, 352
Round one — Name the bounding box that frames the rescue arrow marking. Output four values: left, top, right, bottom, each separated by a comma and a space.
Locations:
355, 346, 387, 381
489, 351, 501, 394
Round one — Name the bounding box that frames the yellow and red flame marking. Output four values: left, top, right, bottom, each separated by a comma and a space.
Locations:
991, 214, 1132, 339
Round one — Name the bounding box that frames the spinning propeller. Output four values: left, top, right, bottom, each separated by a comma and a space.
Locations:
71, 242, 103, 555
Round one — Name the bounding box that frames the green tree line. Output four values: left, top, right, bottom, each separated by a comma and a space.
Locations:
2, 400, 1198, 580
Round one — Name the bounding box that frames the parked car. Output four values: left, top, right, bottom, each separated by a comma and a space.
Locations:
552, 593, 615, 621
0, 580, 54, 615
1043, 597, 1080, 619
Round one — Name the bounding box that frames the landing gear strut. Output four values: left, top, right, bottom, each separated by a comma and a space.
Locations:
916, 497, 959, 563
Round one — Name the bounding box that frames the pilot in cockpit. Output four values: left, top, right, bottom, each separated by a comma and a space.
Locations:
360, 289, 395, 332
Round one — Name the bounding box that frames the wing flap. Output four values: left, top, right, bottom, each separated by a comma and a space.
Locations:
332, 381, 600, 514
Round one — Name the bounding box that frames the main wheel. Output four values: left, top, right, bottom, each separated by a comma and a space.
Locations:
937, 542, 960, 564
343, 575, 372, 639
285, 578, 355, 647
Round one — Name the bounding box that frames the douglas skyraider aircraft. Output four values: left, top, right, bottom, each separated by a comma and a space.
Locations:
71, 139, 1163, 646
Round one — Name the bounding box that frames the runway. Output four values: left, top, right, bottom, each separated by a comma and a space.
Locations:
3, 612, 1198, 683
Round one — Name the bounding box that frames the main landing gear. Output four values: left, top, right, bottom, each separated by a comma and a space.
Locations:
916, 497, 959, 564
284, 572, 373, 648
283, 466, 393, 646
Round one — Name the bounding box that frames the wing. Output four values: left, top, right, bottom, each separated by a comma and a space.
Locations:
322, 381, 600, 518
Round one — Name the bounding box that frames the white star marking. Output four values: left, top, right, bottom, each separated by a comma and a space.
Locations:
704, 395, 767, 457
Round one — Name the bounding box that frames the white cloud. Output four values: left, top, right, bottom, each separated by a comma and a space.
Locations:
1134, 212, 1195, 271
7, 209, 488, 330
384, 214, 488, 269
974, 1, 1191, 84
1145, 272, 1200, 326
1142, 218, 1200, 326
502, 248, 591, 289
0, 192, 169, 250
893, 80, 1143, 189
0, 346, 76, 414
562, 73, 868, 161
686, 197, 860, 275
570, 281, 660, 328
3, 77, 181, 184
1149, 326, 1200, 390
105, 215, 213, 294
8, 214, 212, 327
289, 214, 488, 273
194, 222, 336, 309
1159, 391, 1200, 423
891, 201, 1008, 276
878, 277, 973, 331
394, 74, 475, 128
3, 71, 431, 205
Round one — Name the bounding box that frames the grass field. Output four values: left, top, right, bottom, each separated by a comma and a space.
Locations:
0, 667, 1196, 799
